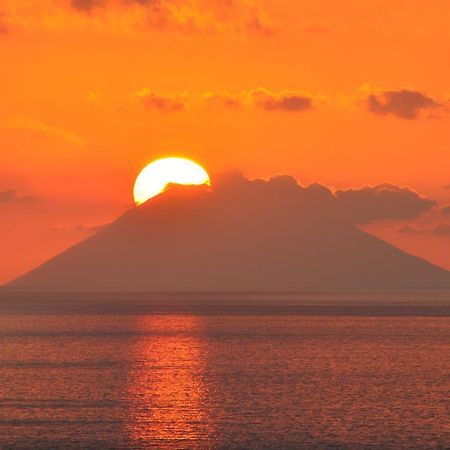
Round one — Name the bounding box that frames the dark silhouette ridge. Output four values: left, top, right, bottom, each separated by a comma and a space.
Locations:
6, 173, 450, 290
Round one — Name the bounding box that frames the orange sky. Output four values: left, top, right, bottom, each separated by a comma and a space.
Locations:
1, 0, 450, 283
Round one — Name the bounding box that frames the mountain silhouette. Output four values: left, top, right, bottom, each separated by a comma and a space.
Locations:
6, 173, 450, 289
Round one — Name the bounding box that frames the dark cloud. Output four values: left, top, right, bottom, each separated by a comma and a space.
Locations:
73, 0, 160, 12
398, 224, 450, 236
67, 0, 273, 35
442, 205, 450, 215
444, 184, 450, 190
367, 89, 440, 119
212, 173, 433, 225
71, 0, 105, 12
68, 0, 185, 28
251, 89, 314, 112
133, 89, 186, 112
0, 189, 36, 203
335, 183, 435, 224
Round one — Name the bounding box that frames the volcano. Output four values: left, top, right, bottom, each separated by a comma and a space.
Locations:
6, 174, 450, 290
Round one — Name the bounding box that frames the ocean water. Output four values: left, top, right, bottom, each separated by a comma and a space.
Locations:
0, 291, 449, 449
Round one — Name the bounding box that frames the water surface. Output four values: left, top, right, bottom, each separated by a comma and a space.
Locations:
0, 291, 449, 448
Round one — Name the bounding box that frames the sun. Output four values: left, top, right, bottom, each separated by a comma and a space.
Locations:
133, 157, 210, 205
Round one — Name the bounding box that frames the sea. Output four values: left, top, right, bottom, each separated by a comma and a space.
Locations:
0, 290, 449, 449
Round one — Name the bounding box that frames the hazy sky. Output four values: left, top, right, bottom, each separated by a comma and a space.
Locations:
1, 0, 449, 283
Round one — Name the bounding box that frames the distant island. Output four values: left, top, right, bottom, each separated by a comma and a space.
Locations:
7, 174, 450, 290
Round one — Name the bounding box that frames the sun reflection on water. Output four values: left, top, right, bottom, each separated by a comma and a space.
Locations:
125, 315, 212, 447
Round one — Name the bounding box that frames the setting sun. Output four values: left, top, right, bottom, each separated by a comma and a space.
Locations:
133, 157, 210, 205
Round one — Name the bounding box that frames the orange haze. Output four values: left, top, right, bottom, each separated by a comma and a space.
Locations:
1, 0, 449, 283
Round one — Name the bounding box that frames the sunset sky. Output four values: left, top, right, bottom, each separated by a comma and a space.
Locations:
1, 0, 450, 283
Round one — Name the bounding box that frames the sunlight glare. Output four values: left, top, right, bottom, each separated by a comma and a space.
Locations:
133, 157, 210, 205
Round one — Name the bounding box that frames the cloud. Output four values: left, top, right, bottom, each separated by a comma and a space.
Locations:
132, 89, 187, 112
366, 89, 441, 119
398, 224, 450, 236
2, 0, 273, 35
251, 89, 314, 112
2, 116, 85, 146
203, 92, 243, 110
0, 189, 36, 203
71, 0, 105, 13
334, 183, 435, 224
212, 172, 434, 226
129, 88, 317, 113
442, 205, 450, 215
204, 89, 316, 112
444, 185, 450, 190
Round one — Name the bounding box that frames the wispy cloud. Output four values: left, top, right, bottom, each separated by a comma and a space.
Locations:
398, 223, 450, 236
203, 92, 243, 110
0, 189, 37, 203
2, 116, 85, 147
250, 89, 314, 112
131, 89, 187, 112
130, 88, 318, 113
